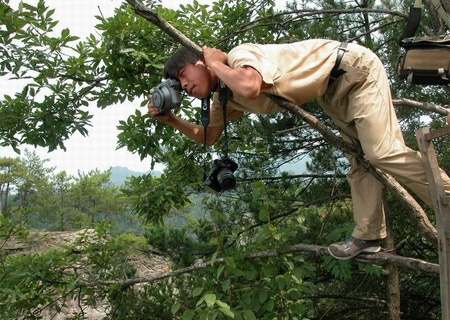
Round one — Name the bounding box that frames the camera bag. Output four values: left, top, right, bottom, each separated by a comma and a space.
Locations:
397, 36, 450, 85
397, 0, 450, 85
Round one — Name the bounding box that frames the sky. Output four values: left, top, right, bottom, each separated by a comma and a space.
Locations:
1, 0, 287, 176
0, 0, 203, 175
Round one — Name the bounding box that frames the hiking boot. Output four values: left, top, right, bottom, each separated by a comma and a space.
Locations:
328, 236, 381, 260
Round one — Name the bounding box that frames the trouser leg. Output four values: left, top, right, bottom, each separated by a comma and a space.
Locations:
319, 44, 450, 240
346, 53, 450, 208
343, 136, 387, 240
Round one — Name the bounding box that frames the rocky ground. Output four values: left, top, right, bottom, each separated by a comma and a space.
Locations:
3, 229, 172, 319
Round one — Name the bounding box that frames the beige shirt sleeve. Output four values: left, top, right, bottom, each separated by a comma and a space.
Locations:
228, 41, 339, 106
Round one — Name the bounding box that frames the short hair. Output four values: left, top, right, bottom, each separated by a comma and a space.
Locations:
164, 47, 199, 80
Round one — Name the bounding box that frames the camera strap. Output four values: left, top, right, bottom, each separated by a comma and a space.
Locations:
218, 80, 230, 157
199, 80, 230, 149
200, 96, 210, 147
200, 80, 230, 180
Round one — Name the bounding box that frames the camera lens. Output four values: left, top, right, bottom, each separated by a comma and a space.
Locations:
217, 169, 236, 190
152, 90, 164, 109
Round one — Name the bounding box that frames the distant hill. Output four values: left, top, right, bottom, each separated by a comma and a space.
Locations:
110, 166, 161, 186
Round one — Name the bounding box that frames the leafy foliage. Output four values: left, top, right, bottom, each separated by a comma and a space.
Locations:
0, 0, 449, 318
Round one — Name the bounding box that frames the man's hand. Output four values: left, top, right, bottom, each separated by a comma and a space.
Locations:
147, 94, 172, 122
202, 45, 228, 68
202, 46, 267, 99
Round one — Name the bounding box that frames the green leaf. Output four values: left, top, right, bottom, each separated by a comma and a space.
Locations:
244, 268, 258, 281
258, 208, 269, 222
264, 299, 274, 312
216, 300, 230, 309
222, 279, 231, 292
224, 257, 235, 268
204, 293, 216, 308
182, 310, 195, 320
276, 276, 285, 291
219, 307, 235, 318
243, 310, 257, 320
210, 251, 219, 264
140, 99, 148, 107
258, 290, 268, 303
61, 28, 69, 38
171, 303, 181, 315
193, 287, 203, 297
217, 265, 225, 279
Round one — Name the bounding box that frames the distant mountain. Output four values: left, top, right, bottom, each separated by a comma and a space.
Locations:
109, 166, 161, 186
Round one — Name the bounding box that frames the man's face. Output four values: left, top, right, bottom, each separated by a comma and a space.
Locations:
178, 61, 215, 99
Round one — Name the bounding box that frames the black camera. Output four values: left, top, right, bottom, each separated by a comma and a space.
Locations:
205, 157, 238, 192
150, 78, 182, 115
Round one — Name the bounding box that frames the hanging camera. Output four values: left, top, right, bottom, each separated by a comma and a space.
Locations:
150, 78, 182, 114
200, 81, 239, 192
204, 156, 238, 192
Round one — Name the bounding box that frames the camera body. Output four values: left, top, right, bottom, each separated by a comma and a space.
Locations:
150, 78, 182, 114
205, 156, 238, 192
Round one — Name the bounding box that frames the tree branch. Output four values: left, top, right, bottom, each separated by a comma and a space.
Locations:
77, 243, 439, 288
442, 0, 450, 19
218, 8, 433, 44
393, 98, 450, 117
125, 0, 203, 57
240, 173, 346, 182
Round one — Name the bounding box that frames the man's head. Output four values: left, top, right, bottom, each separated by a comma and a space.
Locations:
163, 47, 198, 80
163, 47, 217, 99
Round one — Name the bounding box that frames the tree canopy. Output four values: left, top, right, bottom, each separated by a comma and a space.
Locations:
0, 0, 450, 319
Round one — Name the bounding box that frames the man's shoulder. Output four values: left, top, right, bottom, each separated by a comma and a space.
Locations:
228, 43, 260, 56
230, 39, 338, 51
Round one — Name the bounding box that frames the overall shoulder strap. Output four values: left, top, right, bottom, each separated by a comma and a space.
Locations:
400, 0, 450, 43
400, 0, 422, 42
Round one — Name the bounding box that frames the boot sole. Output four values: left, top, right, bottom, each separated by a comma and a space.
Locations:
328, 246, 381, 260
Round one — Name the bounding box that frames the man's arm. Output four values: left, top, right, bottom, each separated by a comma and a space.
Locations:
202, 46, 272, 99
148, 103, 224, 146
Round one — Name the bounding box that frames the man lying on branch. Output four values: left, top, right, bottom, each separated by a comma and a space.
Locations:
148, 39, 450, 260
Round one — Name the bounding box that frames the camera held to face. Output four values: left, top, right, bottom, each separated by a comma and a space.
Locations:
150, 78, 182, 115
204, 156, 238, 192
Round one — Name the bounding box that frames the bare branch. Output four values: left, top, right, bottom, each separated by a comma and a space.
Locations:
393, 98, 450, 116
240, 173, 346, 182
77, 243, 439, 288
218, 8, 433, 43
442, 0, 450, 18
125, 0, 203, 57
274, 124, 309, 135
